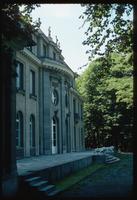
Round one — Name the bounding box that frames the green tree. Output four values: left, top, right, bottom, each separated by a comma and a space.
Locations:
76, 53, 133, 151
1, 4, 41, 51
79, 4, 133, 58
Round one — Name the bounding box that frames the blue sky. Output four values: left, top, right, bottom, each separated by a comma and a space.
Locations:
31, 4, 90, 74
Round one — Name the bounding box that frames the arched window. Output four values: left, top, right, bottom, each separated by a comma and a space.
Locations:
52, 117, 58, 154
30, 114, 35, 147
16, 111, 23, 147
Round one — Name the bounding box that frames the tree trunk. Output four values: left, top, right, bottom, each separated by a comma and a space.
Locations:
0, 48, 17, 197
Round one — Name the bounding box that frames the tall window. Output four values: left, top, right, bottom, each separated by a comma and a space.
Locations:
73, 99, 76, 113
52, 117, 57, 147
65, 91, 69, 107
30, 114, 35, 147
16, 61, 23, 90
43, 45, 47, 57
53, 52, 56, 60
16, 111, 23, 147
30, 70, 35, 95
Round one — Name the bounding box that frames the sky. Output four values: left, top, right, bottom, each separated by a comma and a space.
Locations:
31, 4, 90, 74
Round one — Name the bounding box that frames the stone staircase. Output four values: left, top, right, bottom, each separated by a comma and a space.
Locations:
24, 175, 61, 197
105, 154, 120, 164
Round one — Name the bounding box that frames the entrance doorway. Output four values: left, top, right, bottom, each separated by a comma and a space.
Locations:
52, 117, 58, 154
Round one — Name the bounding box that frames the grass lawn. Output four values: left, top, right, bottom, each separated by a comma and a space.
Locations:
55, 152, 133, 192
55, 163, 106, 191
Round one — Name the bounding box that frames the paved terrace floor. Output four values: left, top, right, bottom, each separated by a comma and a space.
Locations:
17, 151, 100, 176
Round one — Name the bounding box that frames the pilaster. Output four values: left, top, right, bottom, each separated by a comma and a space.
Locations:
43, 70, 52, 154
61, 77, 66, 153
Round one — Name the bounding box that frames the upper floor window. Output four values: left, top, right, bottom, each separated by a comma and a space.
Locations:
53, 52, 56, 60
30, 70, 35, 95
16, 61, 24, 90
16, 111, 23, 148
43, 45, 47, 57
65, 91, 69, 107
73, 99, 76, 113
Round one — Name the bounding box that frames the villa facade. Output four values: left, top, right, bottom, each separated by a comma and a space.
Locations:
15, 29, 84, 159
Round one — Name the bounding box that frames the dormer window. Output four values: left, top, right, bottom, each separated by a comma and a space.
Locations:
43, 45, 47, 57
53, 52, 56, 60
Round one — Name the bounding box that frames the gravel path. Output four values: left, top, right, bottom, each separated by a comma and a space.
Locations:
58, 153, 133, 198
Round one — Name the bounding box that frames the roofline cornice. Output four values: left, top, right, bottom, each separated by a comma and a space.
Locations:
19, 48, 42, 67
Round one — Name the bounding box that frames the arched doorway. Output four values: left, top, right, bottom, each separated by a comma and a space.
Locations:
52, 117, 58, 154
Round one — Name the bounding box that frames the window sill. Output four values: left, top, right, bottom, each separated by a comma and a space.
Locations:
29, 94, 37, 100
16, 88, 25, 96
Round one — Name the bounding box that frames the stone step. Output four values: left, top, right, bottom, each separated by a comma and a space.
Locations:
48, 188, 62, 196
25, 176, 42, 184
105, 155, 114, 159
106, 156, 118, 161
106, 157, 120, 164
30, 180, 49, 189
39, 185, 56, 195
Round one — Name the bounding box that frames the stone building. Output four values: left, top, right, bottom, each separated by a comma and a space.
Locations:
15, 28, 84, 159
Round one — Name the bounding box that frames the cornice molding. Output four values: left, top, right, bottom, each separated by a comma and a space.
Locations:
19, 48, 42, 67
42, 58, 74, 78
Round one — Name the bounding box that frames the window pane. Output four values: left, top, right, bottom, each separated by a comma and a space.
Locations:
30, 70, 35, 95
20, 63, 23, 89
30, 71, 32, 94
32, 71, 35, 95
16, 62, 23, 90
30, 115, 35, 147
16, 111, 23, 147
16, 64, 20, 89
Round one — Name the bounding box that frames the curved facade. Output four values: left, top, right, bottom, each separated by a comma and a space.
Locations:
16, 29, 84, 159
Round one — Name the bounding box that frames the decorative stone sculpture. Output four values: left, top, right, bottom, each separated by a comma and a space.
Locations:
94, 146, 115, 155
55, 35, 58, 44
58, 42, 60, 49
48, 26, 51, 38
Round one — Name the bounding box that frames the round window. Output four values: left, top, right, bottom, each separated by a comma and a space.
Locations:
52, 89, 58, 105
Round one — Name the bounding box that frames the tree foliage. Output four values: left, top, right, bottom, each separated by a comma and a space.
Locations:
80, 4, 133, 58
1, 4, 41, 51
76, 53, 133, 151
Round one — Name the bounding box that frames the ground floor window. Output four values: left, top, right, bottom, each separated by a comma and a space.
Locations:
16, 111, 23, 147
52, 117, 58, 154
30, 114, 35, 147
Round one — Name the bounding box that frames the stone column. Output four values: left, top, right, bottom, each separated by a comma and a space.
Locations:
43, 70, 52, 154
58, 80, 63, 154
61, 77, 66, 153
25, 62, 30, 157
67, 87, 72, 152
70, 93, 75, 152
39, 67, 44, 154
